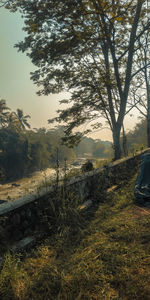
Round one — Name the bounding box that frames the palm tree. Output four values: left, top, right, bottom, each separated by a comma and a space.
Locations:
14, 109, 31, 130
0, 99, 10, 127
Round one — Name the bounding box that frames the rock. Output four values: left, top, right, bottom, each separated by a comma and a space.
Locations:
0, 200, 7, 204
24, 228, 32, 236
21, 210, 26, 218
13, 229, 22, 241
11, 236, 35, 252
12, 183, 20, 187
26, 208, 32, 219
22, 220, 29, 230
78, 199, 93, 211
12, 213, 21, 225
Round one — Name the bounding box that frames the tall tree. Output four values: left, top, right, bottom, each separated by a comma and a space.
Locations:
7, 109, 31, 131
128, 24, 150, 146
0, 99, 10, 128
6, 0, 149, 159
138, 21, 150, 147
14, 108, 31, 130
0, 0, 11, 8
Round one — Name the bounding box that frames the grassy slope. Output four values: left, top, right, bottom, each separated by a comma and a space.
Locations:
1, 172, 150, 300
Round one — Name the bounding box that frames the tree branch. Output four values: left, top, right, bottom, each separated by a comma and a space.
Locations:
131, 62, 150, 79
0, 0, 12, 8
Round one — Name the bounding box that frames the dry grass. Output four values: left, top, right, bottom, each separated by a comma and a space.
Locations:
1, 172, 150, 299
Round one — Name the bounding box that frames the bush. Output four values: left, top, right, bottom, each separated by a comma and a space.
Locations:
81, 160, 93, 172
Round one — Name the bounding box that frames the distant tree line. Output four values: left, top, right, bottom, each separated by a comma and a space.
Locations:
0, 100, 77, 181
0, 100, 113, 182
124, 118, 147, 154
75, 137, 113, 159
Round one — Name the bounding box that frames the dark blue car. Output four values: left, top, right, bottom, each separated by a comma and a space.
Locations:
134, 153, 150, 204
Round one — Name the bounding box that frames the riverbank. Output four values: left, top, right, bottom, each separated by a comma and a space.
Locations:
0, 168, 56, 202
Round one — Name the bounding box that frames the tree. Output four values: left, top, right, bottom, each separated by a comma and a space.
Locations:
7, 109, 30, 131
6, 0, 149, 159
14, 108, 31, 130
126, 117, 147, 152
0, 99, 10, 128
46, 126, 77, 163
0, 127, 30, 179
128, 24, 150, 146
92, 140, 113, 158
0, 0, 11, 8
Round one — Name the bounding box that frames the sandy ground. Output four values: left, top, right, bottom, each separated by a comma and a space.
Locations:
0, 168, 57, 202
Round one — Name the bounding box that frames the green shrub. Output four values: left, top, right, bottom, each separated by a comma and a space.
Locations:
81, 160, 94, 172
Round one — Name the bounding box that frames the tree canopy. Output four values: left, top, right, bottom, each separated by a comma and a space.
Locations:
6, 0, 150, 159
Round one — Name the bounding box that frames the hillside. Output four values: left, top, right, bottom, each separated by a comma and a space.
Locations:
1, 168, 150, 299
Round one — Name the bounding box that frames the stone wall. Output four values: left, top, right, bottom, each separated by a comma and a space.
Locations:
0, 149, 148, 251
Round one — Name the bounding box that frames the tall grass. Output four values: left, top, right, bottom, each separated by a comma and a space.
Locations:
1, 169, 150, 299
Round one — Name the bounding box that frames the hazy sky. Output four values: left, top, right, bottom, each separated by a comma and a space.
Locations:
0, 7, 140, 141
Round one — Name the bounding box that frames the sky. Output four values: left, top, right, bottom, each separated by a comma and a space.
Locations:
0, 6, 141, 141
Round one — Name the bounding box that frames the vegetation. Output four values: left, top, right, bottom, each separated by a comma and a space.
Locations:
0, 100, 113, 182
6, 0, 150, 160
75, 137, 113, 159
0, 96, 148, 183
81, 160, 94, 172
0, 2, 149, 298
124, 117, 147, 155
0, 100, 75, 181
0, 97, 148, 183
1, 166, 150, 299
0, 126, 75, 182
129, 25, 150, 147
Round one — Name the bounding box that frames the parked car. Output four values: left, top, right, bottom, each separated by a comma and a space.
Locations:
134, 153, 150, 204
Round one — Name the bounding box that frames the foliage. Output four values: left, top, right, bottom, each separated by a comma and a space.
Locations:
81, 160, 94, 172
1, 95, 146, 183
74, 136, 113, 158
92, 139, 113, 158
125, 118, 147, 154
0, 0, 11, 8
14, 109, 31, 130
95, 158, 112, 168
0, 127, 29, 179
6, 0, 149, 159
64, 168, 82, 181
0, 100, 76, 181
0, 100, 114, 182
128, 23, 150, 147
0, 126, 77, 182
0, 99, 10, 128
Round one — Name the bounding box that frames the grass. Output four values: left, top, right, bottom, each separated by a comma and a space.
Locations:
95, 158, 112, 169
65, 167, 82, 180
35, 167, 82, 194
1, 170, 150, 299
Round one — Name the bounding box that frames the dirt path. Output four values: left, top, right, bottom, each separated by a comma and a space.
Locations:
0, 168, 56, 202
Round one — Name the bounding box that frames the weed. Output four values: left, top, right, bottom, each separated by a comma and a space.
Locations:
1, 167, 150, 299
95, 158, 112, 168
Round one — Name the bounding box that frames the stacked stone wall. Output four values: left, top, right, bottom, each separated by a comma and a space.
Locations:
0, 150, 147, 251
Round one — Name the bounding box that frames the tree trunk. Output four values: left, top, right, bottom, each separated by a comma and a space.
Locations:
122, 125, 128, 157
147, 118, 150, 147
113, 126, 122, 160
147, 76, 150, 147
